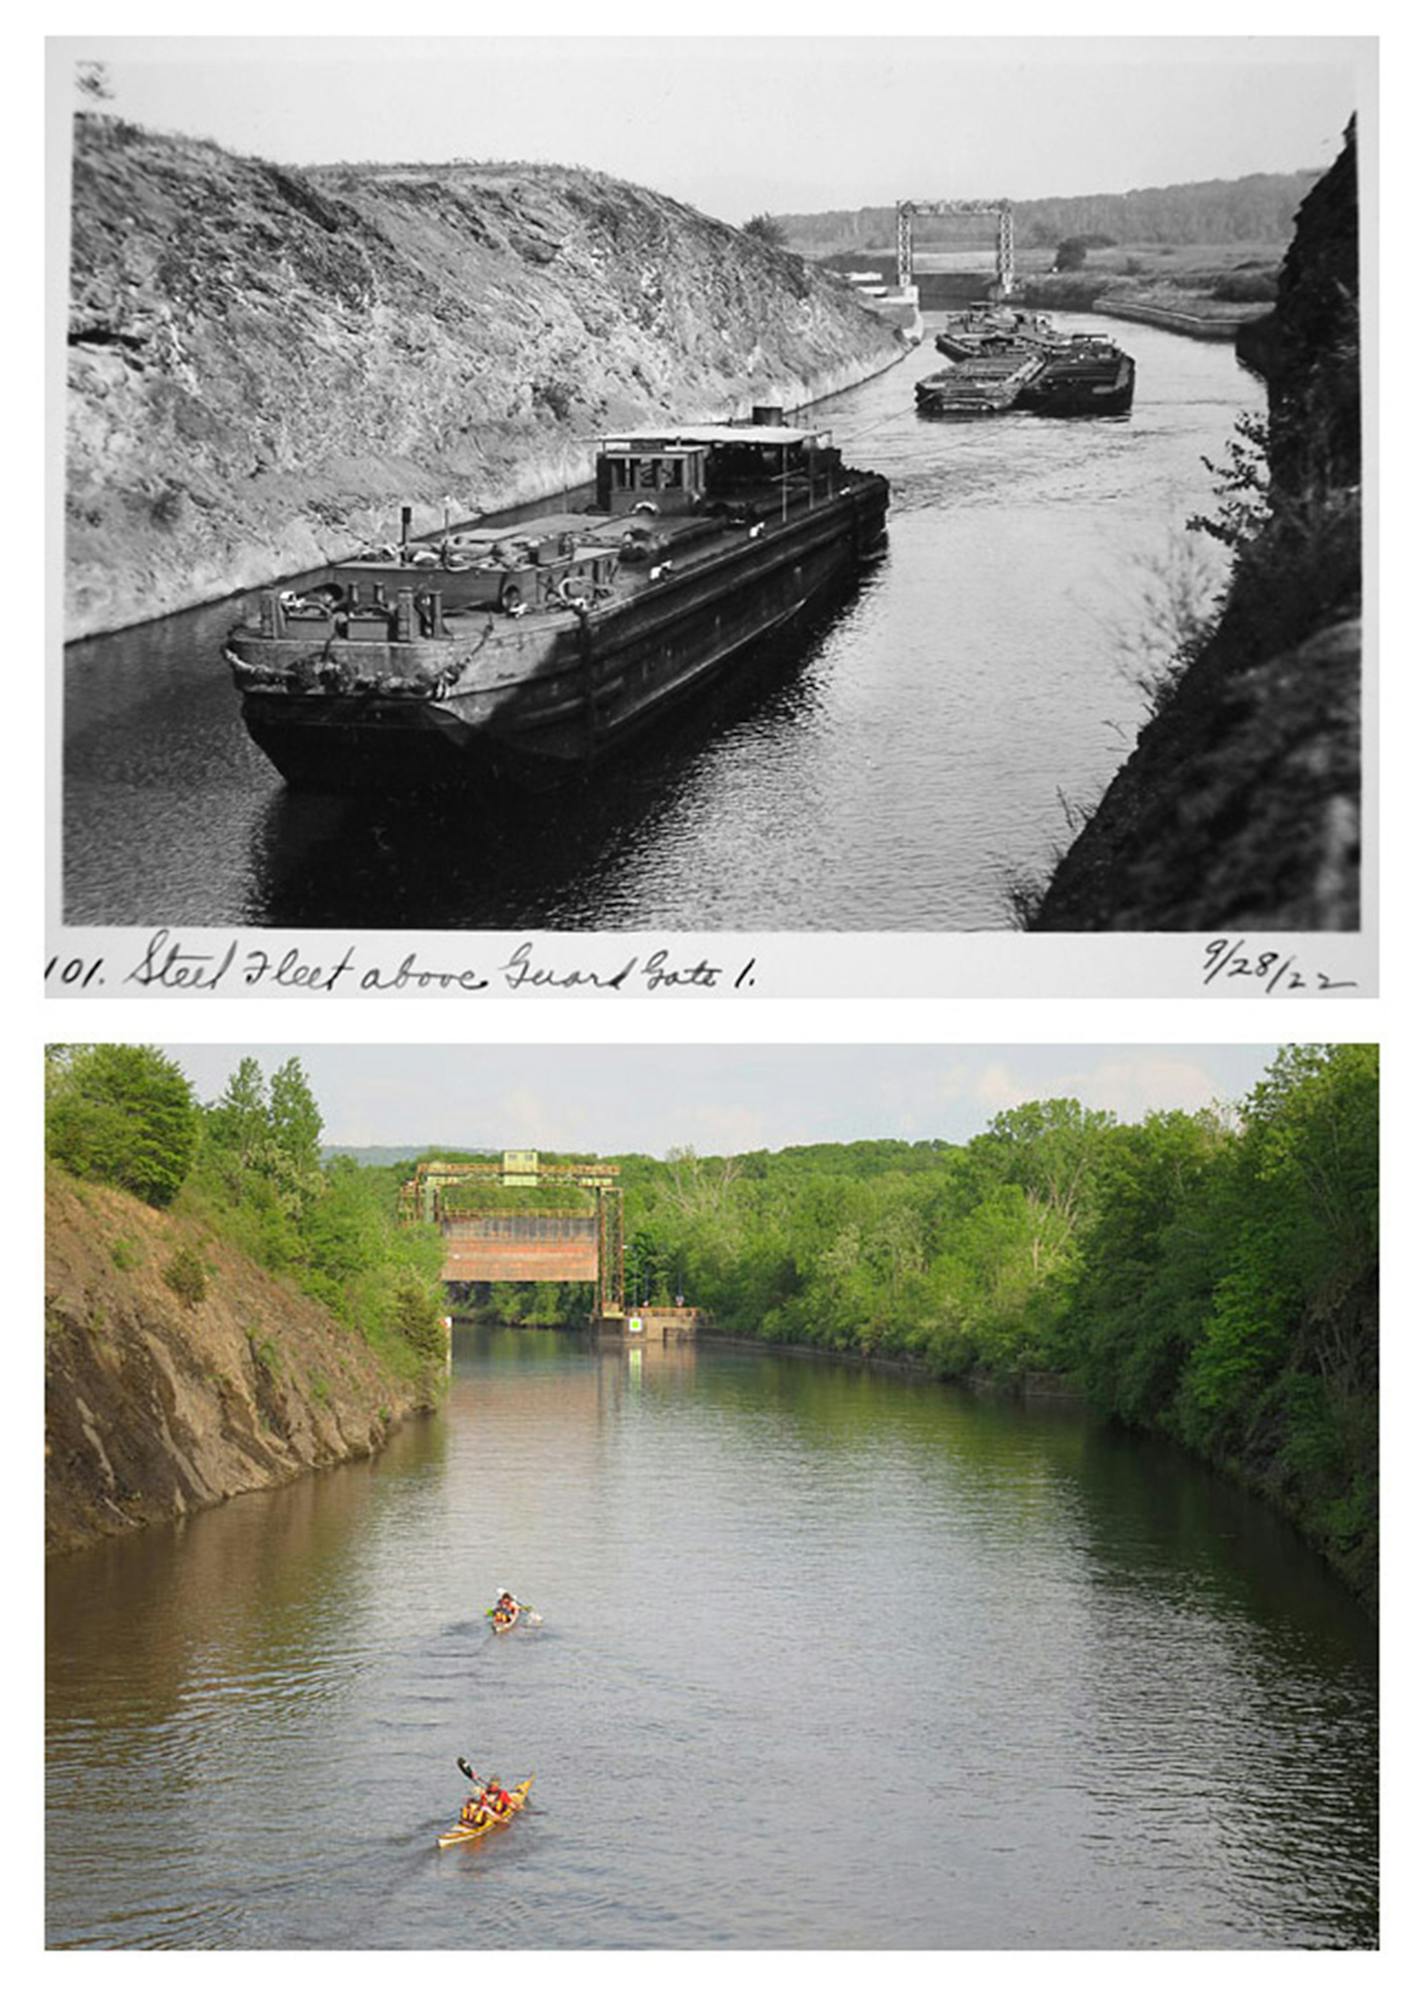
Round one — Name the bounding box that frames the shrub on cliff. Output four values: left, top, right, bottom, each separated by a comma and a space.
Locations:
162, 1243, 210, 1308
46, 1045, 198, 1208
744, 213, 788, 248
393, 1269, 448, 1366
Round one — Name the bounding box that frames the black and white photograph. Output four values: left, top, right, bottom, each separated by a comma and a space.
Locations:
48, 34, 1373, 993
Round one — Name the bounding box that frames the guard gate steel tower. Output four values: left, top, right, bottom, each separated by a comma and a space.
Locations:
895, 199, 1015, 298
401, 1153, 625, 1319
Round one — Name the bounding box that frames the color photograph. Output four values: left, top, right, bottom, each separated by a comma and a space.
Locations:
44, 1042, 1379, 1949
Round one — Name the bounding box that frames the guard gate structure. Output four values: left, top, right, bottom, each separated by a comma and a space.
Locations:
895, 199, 1015, 298
401, 1153, 625, 1318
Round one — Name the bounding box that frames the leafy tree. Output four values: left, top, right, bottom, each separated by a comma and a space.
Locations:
207, 1056, 270, 1171
1189, 413, 1271, 554
46, 1044, 198, 1207
270, 1058, 323, 1180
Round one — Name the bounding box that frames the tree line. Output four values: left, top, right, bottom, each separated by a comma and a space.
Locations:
775, 169, 1325, 258
45, 1047, 449, 1386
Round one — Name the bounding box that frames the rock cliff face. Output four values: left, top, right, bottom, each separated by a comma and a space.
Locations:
45, 1174, 439, 1557
1032, 123, 1361, 932
64, 116, 903, 638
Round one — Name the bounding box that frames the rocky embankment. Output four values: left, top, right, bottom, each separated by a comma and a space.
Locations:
45, 1173, 439, 1556
64, 116, 904, 638
1031, 122, 1361, 932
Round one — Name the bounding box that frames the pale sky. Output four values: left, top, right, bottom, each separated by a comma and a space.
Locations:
160, 1044, 1282, 1154
56, 36, 1367, 223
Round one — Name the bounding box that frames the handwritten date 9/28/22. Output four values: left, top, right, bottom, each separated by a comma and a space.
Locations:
1201, 939, 1359, 993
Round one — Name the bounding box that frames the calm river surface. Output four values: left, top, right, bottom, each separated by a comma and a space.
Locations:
46, 1329, 1376, 1950
63, 319, 1263, 930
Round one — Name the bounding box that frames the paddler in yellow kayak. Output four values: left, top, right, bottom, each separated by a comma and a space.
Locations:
455, 1756, 509, 1828
491, 1589, 520, 1628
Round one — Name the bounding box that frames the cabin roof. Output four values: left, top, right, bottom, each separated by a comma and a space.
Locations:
600, 425, 821, 448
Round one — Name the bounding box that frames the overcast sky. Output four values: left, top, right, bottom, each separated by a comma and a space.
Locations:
58, 36, 1367, 223
160, 1044, 1282, 1154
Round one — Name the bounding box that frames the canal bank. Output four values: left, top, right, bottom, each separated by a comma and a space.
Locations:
696, 1323, 1084, 1399
45, 1171, 442, 1556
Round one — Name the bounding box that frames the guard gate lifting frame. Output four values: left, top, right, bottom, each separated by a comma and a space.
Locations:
401, 1154, 625, 1318
895, 199, 1015, 297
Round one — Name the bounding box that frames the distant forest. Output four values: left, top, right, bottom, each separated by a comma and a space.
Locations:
776, 169, 1324, 257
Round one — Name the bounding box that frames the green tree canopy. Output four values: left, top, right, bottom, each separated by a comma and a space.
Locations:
45, 1044, 198, 1207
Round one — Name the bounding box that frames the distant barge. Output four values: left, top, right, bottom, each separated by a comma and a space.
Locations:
934, 305, 1060, 361
226, 414, 889, 791
916, 350, 1045, 417
918, 312, 1135, 420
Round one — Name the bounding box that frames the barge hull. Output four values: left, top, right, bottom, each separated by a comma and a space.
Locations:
241, 488, 887, 793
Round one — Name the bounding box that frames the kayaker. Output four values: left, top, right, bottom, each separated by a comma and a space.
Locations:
493, 1589, 519, 1621
456, 1760, 493, 1827
482, 1779, 513, 1819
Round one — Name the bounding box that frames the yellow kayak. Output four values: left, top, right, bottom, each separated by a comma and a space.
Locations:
437, 1777, 534, 1848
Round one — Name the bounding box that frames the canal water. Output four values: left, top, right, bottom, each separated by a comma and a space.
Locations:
46, 1329, 1377, 1950
62, 319, 1263, 930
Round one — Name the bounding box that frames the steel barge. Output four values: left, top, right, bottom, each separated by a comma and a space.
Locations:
225, 413, 889, 792
1015, 338, 1136, 416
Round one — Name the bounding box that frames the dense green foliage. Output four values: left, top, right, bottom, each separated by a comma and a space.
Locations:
182, 1058, 448, 1384
45, 1045, 199, 1208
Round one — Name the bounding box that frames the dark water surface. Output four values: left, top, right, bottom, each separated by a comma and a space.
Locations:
46, 1330, 1377, 1949
63, 319, 1263, 930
